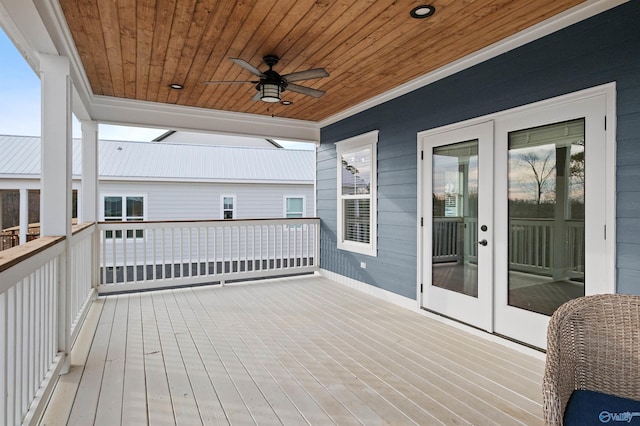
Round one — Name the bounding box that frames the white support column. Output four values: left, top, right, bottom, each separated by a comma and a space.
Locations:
40, 54, 72, 238
19, 189, 28, 244
40, 53, 72, 374
80, 120, 99, 223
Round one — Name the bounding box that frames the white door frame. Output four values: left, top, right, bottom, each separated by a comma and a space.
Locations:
416, 83, 616, 348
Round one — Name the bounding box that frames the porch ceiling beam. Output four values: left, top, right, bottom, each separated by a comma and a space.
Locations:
89, 96, 321, 143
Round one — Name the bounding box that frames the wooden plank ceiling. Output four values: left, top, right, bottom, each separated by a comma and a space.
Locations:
59, 0, 586, 122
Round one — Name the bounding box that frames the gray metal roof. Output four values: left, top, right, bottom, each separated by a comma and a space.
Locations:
0, 135, 314, 183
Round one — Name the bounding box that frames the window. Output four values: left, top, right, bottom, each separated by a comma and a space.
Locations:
336, 130, 378, 256
284, 196, 305, 218
221, 195, 236, 219
103, 195, 145, 238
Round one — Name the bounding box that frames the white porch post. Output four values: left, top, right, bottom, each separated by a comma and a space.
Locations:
40, 54, 72, 237
80, 120, 101, 293
40, 53, 72, 374
80, 120, 99, 223
19, 188, 28, 244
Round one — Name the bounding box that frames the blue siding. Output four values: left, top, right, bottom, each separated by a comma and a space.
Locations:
318, 1, 640, 298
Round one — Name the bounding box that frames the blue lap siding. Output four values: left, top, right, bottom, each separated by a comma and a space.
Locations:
317, 1, 640, 298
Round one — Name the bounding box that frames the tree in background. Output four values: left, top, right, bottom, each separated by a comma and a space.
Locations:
518, 150, 556, 205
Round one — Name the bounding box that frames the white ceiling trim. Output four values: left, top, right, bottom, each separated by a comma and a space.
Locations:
91, 96, 320, 142
319, 0, 628, 128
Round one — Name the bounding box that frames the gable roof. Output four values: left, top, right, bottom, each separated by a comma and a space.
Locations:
0, 135, 313, 183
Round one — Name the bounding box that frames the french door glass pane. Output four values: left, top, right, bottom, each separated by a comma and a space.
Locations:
432, 140, 479, 297
507, 119, 585, 316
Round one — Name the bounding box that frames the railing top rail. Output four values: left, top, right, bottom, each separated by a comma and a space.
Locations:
72, 222, 96, 235
0, 235, 64, 274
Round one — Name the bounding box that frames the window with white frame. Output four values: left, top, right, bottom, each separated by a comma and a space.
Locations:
103, 195, 145, 238
221, 195, 236, 219
284, 196, 305, 218
336, 130, 378, 256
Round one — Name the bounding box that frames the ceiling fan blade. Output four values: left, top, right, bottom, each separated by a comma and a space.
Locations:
286, 83, 325, 98
230, 58, 265, 77
283, 68, 329, 83
251, 91, 262, 101
201, 80, 257, 84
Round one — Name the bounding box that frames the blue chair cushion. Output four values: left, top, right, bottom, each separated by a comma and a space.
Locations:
564, 389, 640, 425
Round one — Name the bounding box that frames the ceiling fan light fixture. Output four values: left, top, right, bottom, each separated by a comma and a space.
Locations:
410, 5, 435, 19
260, 82, 281, 102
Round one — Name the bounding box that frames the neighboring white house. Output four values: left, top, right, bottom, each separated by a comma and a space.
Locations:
0, 134, 315, 244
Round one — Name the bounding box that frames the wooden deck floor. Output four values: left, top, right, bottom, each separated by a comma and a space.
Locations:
40, 275, 545, 425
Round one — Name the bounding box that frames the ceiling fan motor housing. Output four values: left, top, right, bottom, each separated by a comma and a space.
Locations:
258, 56, 288, 92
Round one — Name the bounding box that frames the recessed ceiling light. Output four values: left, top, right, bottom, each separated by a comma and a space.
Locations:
280, 100, 293, 106
168, 83, 184, 90
410, 5, 436, 19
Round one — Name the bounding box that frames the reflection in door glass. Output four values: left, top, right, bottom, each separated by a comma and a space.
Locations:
432, 140, 478, 297
507, 119, 585, 315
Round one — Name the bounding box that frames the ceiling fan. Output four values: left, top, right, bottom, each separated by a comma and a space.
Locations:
203, 55, 329, 103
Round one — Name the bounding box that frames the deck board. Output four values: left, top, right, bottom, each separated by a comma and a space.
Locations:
121, 293, 147, 426
40, 275, 545, 425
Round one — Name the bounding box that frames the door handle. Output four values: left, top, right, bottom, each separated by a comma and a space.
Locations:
478, 239, 488, 246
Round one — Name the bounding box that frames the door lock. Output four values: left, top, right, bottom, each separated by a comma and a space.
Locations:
478, 239, 488, 246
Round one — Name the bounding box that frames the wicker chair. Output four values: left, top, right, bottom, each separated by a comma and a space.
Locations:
542, 294, 640, 425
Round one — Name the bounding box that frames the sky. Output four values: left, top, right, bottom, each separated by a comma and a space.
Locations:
0, 28, 312, 149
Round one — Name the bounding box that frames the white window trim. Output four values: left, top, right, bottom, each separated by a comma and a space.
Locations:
283, 195, 306, 218
336, 130, 378, 257
220, 194, 236, 219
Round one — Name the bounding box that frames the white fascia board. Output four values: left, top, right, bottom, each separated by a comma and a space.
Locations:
90, 96, 321, 143
319, 0, 629, 127
0, 176, 40, 189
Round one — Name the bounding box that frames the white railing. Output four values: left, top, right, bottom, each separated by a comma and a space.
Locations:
68, 225, 96, 343
432, 217, 477, 263
509, 219, 553, 271
0, 224, 97, 426
433, 217, 585, 276
432, 217, 461, 262
98, 218, 320, 293
509, 218, 585, 276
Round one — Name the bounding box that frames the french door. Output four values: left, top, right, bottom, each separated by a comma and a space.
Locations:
492, 94, 609, 348
420, 90, 612, 348
421, 121, 494, 332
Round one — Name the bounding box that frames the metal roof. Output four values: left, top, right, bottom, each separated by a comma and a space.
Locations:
0, 135, 313, 183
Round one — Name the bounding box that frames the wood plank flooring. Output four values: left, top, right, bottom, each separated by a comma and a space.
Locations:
40, 276, 545, 425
